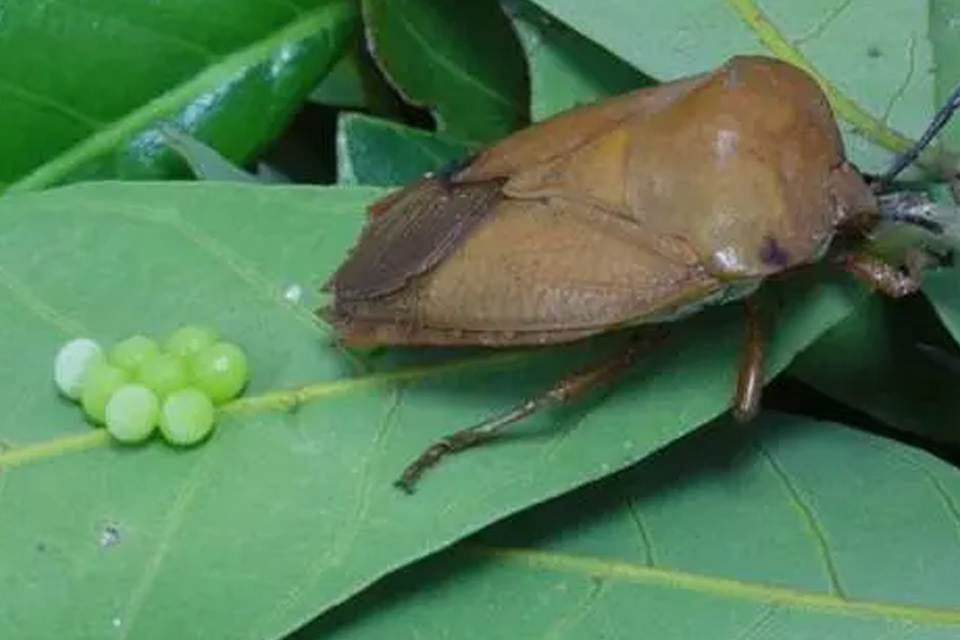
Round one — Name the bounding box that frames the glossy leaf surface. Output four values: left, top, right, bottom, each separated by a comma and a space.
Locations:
362, 0, 529, 143
0, 0, 356, 192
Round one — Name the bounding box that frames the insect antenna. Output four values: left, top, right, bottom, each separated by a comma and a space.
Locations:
877, 80, 960, 187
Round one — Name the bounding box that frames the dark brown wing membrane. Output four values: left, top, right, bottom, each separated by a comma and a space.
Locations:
323, 176, 506, 299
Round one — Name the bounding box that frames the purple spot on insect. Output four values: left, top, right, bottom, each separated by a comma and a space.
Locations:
759, 236, 790, 267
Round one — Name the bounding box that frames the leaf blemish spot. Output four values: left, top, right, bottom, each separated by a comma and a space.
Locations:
98, 524, 121, 548
283, 284, 303, 303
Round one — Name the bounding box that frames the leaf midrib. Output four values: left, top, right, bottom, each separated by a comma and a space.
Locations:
470, 544, 960, 624
0, 350, 528, 468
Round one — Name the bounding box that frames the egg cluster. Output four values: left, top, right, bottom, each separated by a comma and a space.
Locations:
53, 326, 249, 446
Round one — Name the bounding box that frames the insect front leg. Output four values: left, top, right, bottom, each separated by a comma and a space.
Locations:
837, 249, 929, 297
395, 331, 662, 493
732, 296, 764, 422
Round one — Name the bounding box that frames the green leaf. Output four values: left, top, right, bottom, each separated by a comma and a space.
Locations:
788, 294, 960, 447
310, 45, 369, 109
336, 113, 476, 186
1, 0, 357, 193
362, 0, 530, 143
530, 0, 954, 176
506, 0, 654, 121
0, 182, 862, 639
931, 0, 960, 151
925, 264, 960, 347
300, 412, 960, 639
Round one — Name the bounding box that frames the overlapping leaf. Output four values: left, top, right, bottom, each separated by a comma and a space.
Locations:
336, 114, 475, 186
299, 412, 960, 639
362, 0, 529, 143
789, 295, 960, 447
0, 0, 356, 192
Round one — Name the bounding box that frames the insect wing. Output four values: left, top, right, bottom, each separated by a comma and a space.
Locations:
324, 177, 505, 300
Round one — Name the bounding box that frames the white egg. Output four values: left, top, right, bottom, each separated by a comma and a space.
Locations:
54, 338, 103, 400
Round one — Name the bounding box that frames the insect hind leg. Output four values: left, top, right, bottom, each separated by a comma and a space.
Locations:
394, 331, 663, 493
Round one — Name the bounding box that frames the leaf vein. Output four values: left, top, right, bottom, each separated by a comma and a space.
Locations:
621, 492, 656, 567
733, 603, 779, 640
885, 446, 960, 545
0, 262, 89, 336
63, 1, 218, 61
755, 440, 846, 597
167, 216, 327, 335
540, 577, 605, 640
119, 444, 220, 639
793, 0, 855, 45
0, 79, 101, 129
882, 34, 918, 124
258, 386, 405, 633
725, 0, 930, 166
393, 9, 514, 110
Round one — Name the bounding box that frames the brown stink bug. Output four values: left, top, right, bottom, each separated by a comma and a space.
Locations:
319, 55, 956, 492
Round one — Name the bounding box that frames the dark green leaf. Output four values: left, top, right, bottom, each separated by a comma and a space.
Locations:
299, 412, 960, 639
0, 182, 861, 639
310, 45, 369, 109
1, 0, 357, 192
925, 265, 960, 347
788, 294, 960, 447
337, 113, 476, 186
362, 0, 530, 143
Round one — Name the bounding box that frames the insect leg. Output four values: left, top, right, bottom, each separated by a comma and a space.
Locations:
837, 250, 928, 297
732, 296, 764, 422
394, 332, 661, 493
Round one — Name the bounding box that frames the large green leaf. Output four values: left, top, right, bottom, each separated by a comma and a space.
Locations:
300, 412, 960, 639
362, 0, 530, 143
0, 0, 356, 192
788, 294, 960, 447
530, 0, 955, 175
0, 182, 863, 639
